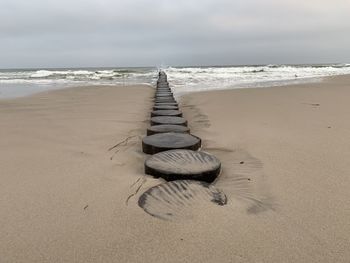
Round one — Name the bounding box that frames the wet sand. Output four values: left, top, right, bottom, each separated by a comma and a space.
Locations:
1, 76, 350, 262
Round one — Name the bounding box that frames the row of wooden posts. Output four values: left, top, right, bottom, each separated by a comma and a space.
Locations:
140, 71, 222, 183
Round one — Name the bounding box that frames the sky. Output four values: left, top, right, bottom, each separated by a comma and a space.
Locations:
1, 0, 350, 68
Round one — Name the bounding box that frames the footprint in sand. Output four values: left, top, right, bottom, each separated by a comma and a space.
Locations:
138, 180, 227, 220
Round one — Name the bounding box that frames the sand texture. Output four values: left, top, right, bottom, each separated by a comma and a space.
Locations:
1, 76, 350, 262
180, 75, 350, 262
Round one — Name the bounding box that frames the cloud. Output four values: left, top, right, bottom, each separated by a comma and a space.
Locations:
0, 0, 349, 68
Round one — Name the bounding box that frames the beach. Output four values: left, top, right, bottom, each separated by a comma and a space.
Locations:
1, 76, 350, 262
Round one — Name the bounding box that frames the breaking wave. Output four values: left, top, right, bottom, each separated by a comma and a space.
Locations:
163, 64, 350, 95
1, 64, 350, 98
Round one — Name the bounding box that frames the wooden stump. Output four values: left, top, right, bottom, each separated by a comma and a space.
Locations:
156, 89, 171, 92
142, 133, 201, 154
155, 96, 176, 101
151, 116, 187, 126
153, 105, 179, 110
147, 124, 190, 135
154, 103, 179, 108
155, 99, 177, 104
151, 110, 182, 117
144, 150, 221, 182
155, 95, 174, 99
155, 93, 173, 97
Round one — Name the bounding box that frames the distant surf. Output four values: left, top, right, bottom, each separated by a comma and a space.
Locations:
164, 64, 350, 96
1, 64, 350, 98
0, 67, 157, 98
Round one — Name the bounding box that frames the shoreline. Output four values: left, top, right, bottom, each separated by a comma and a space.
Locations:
175, 74, 350, 98
0, 82, 155, 100
2, 72, 350, 101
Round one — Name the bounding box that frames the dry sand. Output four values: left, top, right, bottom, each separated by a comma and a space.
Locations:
1, 77, 350, 262
181, 75, 350, 262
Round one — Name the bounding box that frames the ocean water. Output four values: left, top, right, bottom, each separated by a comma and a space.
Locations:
1, 64, 350, 99
164, 64, 350, 96
0, 67, 157, 99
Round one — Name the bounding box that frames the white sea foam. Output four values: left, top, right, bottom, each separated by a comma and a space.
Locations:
1, 65, 350, 99
30, 70, 74, 78
30, 70, 54, 78
164, 65, 350, 95
0, 67, 158, 98
72, 70, 93, 75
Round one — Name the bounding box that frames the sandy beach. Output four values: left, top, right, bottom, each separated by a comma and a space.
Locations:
1, 76, 350, 262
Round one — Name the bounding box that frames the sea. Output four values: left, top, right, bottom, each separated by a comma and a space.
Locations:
1, 64, 350, 99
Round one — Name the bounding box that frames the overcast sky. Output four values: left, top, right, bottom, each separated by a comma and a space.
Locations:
1, 0, 350, 68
